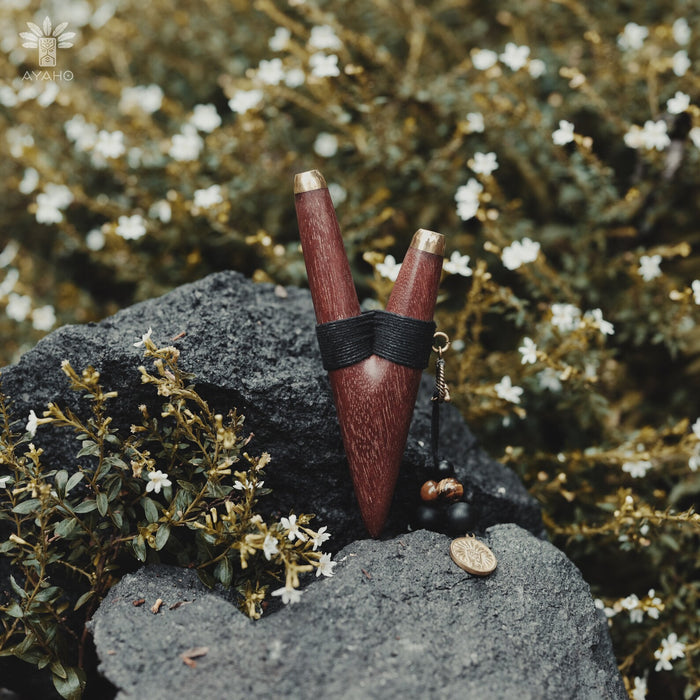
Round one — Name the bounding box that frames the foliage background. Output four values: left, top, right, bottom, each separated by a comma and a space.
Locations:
1, 0, 699, 698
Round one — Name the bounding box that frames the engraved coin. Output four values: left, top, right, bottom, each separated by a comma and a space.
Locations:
450, 536, 497, 576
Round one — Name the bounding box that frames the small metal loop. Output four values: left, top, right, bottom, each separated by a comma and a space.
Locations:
432, 331, 450, 355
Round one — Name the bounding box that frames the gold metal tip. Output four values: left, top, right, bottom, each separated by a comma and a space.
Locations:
410, 229, 445, 255
294, 170, 327, 194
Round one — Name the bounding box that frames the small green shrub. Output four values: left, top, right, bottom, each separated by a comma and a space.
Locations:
0, 333, 332, 699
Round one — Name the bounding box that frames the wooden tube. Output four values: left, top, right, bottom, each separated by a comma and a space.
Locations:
295, 171, 444, 537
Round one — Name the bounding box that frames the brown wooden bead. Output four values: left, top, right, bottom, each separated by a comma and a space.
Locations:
437, 478, 464, 503
420, 480, 439, 502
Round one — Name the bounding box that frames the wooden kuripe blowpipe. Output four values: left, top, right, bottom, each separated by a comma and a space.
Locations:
294, 169, 445, 537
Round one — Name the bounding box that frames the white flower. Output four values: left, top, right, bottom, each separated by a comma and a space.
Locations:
280, 514, 307, 542
0, 269, 19, 297
667, 91, 690, 115
622, 460, 653, 478
672, 18, 690, 45
271, 585, 302, 605
32, 305, 56, 331
501, 238, 541, 271
193, 185, 223, 209
630, 676, 647, 700
65, 115, 98, 152
624, 125, 645, 150
284, 68, 306, 88
94, 130, 125, 159
620, 593, 640, 610
692, 280, 700, 304
552, 120, 575, 145
538, 367, 562, 392
269, 27, 291, 52
629, 608, 644, 624
310, 526, 331, 551
470, 151, 498, 176
519, 337, 537, 365
145, 470, 172, 494
454, 178, 483, 221
672, 50, 690, 77
692, 417, 700, 440
466, 112, 484, 133
308, 25, 342, 51
376, 254, 401, 281
495, 376, 523, 404
169, 125, 203, 161
262, 533, 279, 561
36, 184, 73, 224
0, 241, 19, 268
528, 58, 546, 78
6, 293, 31, 322
551, 303, 581, 332
443, 251, 472, 277
315, 552, 337, 577
313, 132, 338, 158
190, 104, 221, 133
119, 84, 163, 115
19, 167, 39, 194
116, 215, 147, 241
134, 327, 153, 347
86, 228, 105, 251
690, 127, 700, 149
0, 476, 10, 489
25, 409, 39, 438
638, 254, 662, 281
328, 183, 347, 204
471, 48, 498, 70
257, 58, 285, 85
654, 633, 685, 672
499, 43, 530, 71
150, 200, 172, 224
229, 89, 264, 114
309, 52, 340, 78
641, 121, 670, 151
618, 22, 648, 51
585, 308, 614, 336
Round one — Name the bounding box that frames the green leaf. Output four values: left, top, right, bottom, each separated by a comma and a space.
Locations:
54, 517, 78, 539
141, 497, 159, 523
9, 575, 27, 599
12, 498, 40, 515
132, 535, 147, 562
110, 508, 124, 529
52, 666, 86, 700
65, 471, 84, 493
105, 455, 128, 470
50, 660, 67, 680
154, 524, 170, 551
73, 499, 97, 514
76, 440, 100, 458
35, 585, 61, 602
96, 491, 108, 517
55, 470, 68, 496
5, 601, 23, 618
214, 557, 233, 587
74, 590, 94, 611
106, 475, 122, 502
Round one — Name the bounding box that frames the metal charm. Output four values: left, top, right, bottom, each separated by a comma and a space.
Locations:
450, 534, 497, 576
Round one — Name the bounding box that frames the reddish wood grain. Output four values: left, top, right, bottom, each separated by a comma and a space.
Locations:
295, 186, 442, 537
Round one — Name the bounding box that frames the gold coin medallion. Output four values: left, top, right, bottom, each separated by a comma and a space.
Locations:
450, 535, 497, 576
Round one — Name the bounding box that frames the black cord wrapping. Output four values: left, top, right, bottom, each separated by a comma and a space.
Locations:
315, 310, 436, 371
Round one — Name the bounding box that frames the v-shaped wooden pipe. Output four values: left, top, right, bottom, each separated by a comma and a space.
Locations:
294, 170, 444, 537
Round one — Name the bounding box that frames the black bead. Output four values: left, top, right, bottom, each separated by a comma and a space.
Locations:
436, 459, 456, 478
446, 502, 474, 535
413, 504, 443, 531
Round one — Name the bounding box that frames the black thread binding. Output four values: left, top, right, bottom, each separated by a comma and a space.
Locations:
315, 311, 375, 371
373, 310, 436, 369
315, 310, 436, 371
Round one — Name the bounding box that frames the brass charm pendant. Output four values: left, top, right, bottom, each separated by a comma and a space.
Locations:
450, 535, 497, 576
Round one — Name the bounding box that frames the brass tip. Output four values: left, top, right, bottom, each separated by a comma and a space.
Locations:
294, 170, 327, 194
410, 229, 445, 256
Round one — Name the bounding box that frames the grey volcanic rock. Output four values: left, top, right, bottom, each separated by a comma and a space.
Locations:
1, 271, 541, 545
90, 526, 626, 700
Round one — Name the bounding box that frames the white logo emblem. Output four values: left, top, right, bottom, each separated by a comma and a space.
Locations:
20, 17, 74, 68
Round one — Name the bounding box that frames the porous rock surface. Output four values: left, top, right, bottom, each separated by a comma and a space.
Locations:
1, 271, 541, 545
90, 526, 626, 700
